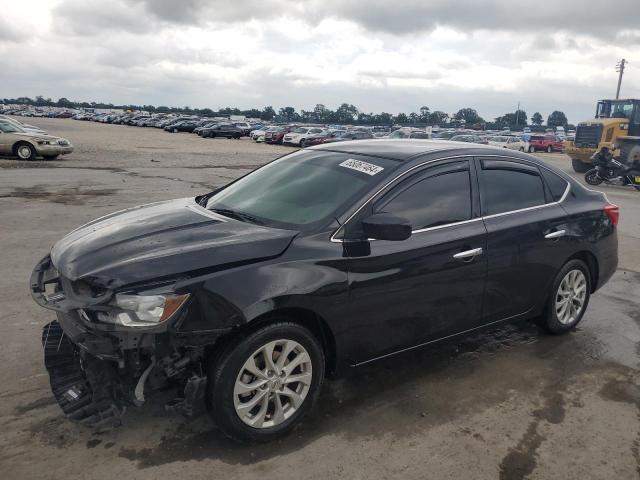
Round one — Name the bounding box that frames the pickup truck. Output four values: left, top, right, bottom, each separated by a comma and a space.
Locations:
528, 135, 564, 153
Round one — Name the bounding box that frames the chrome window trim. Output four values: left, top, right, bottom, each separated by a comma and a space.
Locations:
330, 153, 571, 243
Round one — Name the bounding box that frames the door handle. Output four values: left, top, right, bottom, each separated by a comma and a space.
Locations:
453, 248, 483, 261
544, 230, 566, 240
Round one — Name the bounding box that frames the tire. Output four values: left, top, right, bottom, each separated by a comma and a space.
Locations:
42, 155, 59, 160
584, 169, 603, 185
546, 145, 553, 153
528, 145, 535, 153
572, 158, 590, 173
540, 259, 591, 334
299, 139, 306, 147
208, 322, 324, 443
14, 142, 36, 160
519, 147, 525, 152
234, 133, 241, 139
210, 132, 216, 138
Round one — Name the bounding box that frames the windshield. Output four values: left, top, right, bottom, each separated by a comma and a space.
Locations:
292, 128, 308, 134
0, 122, 25, 133
206, 150, 398, 230
597, 100, 635, 120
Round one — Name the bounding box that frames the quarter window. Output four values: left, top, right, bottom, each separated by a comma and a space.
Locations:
377, 169, 472, 230
482, 167, 546, 215
540, 168, 569, 202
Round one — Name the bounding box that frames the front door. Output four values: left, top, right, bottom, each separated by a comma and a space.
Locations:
344, 159, 488, 363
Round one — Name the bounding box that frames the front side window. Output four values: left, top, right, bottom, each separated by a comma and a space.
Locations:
376, 165, 472, 230
481, 163, 546, 215
206, 151, 398, 230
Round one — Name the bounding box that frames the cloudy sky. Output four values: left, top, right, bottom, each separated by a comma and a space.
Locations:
2, 0, 640, 122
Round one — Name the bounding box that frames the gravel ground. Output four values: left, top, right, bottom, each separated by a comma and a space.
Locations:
1, 118, 640, 480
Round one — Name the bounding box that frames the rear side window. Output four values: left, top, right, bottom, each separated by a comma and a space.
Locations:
481, 164, 546, 215
378, 168, 472, 230
540, 168, 569, 202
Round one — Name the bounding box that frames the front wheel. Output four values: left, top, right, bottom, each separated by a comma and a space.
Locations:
14, 142, 36, 160
546, 145, 553, 153
528, 145, 535, 153
584, 169, 603, 185
299, 139, 306, 147
208, 322, 324, 443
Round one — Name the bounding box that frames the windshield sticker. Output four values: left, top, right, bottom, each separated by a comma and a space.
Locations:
339, 159, 384, 176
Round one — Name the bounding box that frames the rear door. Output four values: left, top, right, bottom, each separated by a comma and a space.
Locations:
346, 158, 488, 361
477, 157, 571, 322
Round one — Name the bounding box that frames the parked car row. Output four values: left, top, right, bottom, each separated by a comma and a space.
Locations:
2, 107, 563, 153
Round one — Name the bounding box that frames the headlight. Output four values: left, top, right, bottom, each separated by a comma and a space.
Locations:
97, 293, 190, 327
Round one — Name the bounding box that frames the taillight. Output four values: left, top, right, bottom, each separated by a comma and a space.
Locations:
604, 203, 619, 226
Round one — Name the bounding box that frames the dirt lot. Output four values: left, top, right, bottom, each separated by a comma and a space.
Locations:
1, 118, 640, 480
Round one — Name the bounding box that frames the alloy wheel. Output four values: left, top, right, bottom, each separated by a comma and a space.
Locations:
555, 269, 587, 325
233, 339, 312, 429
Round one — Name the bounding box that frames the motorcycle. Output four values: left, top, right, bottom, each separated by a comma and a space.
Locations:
585, 148, 640, 191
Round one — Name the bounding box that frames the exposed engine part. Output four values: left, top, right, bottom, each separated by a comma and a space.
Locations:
161, 348, 204, 379
42, 321, 125, 429
165, 375, 207, 417
133, 356, 156, 405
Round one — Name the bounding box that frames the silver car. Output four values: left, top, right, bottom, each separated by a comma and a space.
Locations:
0, 121, 73, 160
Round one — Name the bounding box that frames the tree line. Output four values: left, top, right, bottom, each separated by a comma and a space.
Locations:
2, 96, 572, 129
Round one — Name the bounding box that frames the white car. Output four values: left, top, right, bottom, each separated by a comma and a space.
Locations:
282, 127, 327, 147
487, 135, 527, 151
249, 127, 268, 141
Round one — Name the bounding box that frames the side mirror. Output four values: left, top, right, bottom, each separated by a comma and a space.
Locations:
361, 213, 412, 241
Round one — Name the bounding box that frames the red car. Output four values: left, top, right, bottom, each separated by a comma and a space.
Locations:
528, 135, 564, 153
264, 125, 297, 144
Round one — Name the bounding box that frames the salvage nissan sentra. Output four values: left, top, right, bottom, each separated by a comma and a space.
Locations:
31, 140, 618, 442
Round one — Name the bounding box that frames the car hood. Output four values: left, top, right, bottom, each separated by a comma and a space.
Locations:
50, 198, 297, 288
9, 131, 57, 140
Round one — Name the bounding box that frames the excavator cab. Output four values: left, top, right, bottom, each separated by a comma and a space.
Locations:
567, 99, 640, 171
595, 99, 640, 136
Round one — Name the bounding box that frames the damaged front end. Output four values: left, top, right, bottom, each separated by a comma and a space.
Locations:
31, 254, 224, 428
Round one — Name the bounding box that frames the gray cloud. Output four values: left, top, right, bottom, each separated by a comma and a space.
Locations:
51, 0, 640, 39
0, 17, 29, 43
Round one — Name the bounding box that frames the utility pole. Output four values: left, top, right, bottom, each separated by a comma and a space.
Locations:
616, 59, 626, 99
515, 101, 520, 126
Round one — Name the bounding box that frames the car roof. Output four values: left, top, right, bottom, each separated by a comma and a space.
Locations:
308, 138, 548, 165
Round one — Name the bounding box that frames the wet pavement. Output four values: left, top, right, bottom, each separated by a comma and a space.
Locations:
1, 118, 639, 479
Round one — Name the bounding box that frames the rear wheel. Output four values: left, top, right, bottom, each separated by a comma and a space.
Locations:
540, 260, 591, 334
572, 158, 590, 173
208, 322, 324, 443
528, 145, 535, 153
14, 142, 36, 160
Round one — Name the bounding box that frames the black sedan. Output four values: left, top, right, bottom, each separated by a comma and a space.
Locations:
164, 121, 199, 133
31, 140, 618, 442
199, 124, 243, 139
